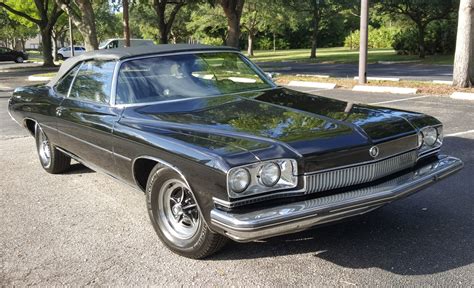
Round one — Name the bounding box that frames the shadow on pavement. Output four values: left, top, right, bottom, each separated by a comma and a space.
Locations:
210, 136, 473, 276
64, 163, 95, 175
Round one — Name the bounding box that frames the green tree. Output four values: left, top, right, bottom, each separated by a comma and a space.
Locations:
288, 0, 344, 58
0, 10, 37, 50
376, 0, 456, 58
187, 3, 227, 45
0, 0, 63, 66
55, 0, 99, 50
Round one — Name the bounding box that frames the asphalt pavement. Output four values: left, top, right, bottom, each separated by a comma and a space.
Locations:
0, 66, 473, 286
257, 62, 454, 82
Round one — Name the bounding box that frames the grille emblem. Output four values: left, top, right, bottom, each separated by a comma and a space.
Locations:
369, 146, 380, 158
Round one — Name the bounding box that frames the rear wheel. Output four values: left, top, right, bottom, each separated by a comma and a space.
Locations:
146, 165, 227, 259
57, 54, 64, 60
35, 123, 71, 174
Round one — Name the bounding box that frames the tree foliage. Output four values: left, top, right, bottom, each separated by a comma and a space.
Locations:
0, 0, 63, 66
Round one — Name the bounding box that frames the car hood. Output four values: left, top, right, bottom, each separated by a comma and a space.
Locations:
120, 88, 439, 172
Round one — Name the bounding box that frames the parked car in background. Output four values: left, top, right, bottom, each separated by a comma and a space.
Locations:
0, 47, 28, 63
99, 38, 154, 49
8, 44, 463, 259
57, 46, 86, 60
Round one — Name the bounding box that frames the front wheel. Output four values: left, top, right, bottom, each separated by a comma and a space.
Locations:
146, 165, 227, 259
57, 54, 64, 60
15, 56, 24, 63
35, 123, 71, 174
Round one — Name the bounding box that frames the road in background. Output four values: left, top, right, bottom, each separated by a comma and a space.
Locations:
1, 67, 473, 286
258, 62, 454, 82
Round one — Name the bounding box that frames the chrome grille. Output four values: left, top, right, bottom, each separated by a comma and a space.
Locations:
305, 150, 417, 194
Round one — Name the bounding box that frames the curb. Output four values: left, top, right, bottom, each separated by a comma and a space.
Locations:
353, 85, 417, 94
295, 74, 330, 78
354, 76, 400, 82
450, 92, 474, 101
433, 80, 453, 85
28, 75, 53, 81
288, 80, 336, 89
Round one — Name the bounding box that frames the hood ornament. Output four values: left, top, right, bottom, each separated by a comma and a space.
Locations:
369, 146, 379, 158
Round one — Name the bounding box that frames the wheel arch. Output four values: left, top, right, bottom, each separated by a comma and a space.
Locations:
23, 118, 37, 136
132, 156, 193, 193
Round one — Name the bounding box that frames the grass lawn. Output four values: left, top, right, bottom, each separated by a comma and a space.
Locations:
247, 47, 454, 65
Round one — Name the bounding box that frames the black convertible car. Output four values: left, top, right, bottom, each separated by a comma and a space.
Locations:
8, 45, 463, 258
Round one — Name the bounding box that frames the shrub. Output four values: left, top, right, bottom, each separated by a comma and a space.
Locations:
392, 20, 457, 56
344, 26, 400, 50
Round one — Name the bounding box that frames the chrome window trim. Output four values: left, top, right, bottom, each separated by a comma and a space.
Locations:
66, 59, 118, 106
52, 61, 83, 98
110, 50, 277, 107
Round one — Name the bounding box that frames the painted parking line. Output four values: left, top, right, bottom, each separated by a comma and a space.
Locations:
446, 130, 474, 137
369, 95, 430, 105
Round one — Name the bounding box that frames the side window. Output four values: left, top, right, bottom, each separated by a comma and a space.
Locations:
55, 64, 81, 96
69, 60, 116, 104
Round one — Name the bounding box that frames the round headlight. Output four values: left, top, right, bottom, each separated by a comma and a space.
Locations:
259, 162, 281, 187
422, 127, 438, 146
229, 168, 250, 193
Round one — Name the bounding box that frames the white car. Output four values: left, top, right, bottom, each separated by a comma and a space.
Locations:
99, 39, 154, 49
57, 46, 86, 60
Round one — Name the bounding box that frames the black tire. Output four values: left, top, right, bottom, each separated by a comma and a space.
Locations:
35, 123, 71, 174
146, 165, 227, 259
14, 56, 24, 63
57, 54, 64, 60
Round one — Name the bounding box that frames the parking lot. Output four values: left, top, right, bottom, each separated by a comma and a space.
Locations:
1, 65, 473, 286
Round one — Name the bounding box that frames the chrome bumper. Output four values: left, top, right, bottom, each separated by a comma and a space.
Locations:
210, 155, 463, 242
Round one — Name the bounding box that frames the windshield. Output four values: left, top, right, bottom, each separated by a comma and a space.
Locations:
115, 52, 273, 105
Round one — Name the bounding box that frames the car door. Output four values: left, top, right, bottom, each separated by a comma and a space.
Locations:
0, 48, 8, 61
56, 60, 121, 172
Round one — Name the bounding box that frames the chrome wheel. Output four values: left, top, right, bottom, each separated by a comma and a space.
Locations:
157, 179, 201, 246
37, 127, 51, 168
15, 57, 24, 63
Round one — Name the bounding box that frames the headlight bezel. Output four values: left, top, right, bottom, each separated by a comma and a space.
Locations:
418, 125, 443, 156
227, 159, 298, 199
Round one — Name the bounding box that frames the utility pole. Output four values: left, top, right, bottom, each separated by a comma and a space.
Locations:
69, 15, 74, 57
358, 0, 369, 84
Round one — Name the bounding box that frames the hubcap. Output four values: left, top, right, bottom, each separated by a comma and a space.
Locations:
157, 179, 200, 245
38, 128, 51, 166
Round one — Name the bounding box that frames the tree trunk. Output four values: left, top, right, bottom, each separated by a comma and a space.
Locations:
247, 33, 254, 56
57, 0, 99, 51
310, 15, 319, 59
220, 0, 245, 48
41, 28, 55, 67
453, 0, 474, 87
52, 35, 58, 61
225, 13, 240, 48
159, 25, 169, 44
77, 0, 98, 50
273, 32, 276, 51
416, 23, 426, 58
309, 2, 319, 59
123, 0, 130, 47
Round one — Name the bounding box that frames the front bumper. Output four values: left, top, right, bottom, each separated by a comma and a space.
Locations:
210, 155, 463, 242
